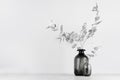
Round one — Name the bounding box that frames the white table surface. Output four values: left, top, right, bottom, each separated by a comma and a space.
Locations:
0, 74, 119, 80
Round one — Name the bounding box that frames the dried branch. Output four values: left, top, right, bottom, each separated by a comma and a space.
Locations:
46, 3, 102, 56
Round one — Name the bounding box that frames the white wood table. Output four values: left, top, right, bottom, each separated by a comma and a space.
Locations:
0, 74, 119, 80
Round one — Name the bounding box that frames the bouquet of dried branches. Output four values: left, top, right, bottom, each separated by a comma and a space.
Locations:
47, 3, 102, 57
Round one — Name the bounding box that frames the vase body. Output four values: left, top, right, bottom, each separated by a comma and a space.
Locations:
74, 49, 91, 76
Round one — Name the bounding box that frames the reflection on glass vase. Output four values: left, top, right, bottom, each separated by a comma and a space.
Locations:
74, 49, 91, 76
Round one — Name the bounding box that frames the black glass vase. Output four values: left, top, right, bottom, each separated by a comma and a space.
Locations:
74, 49, 91, 76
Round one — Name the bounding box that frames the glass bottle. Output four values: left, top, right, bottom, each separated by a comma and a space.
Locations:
74, 49, 91, 76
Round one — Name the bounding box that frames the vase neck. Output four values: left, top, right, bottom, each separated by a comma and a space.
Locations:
78, 52, 85, 55
77, 49, 85, 55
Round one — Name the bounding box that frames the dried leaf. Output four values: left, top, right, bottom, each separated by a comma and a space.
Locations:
80, 28, 87, 41
77, 47, 81, 50
69, 39, 74, 44
92, 21, 102, 26
92, 3, 98, 12
81, 23, 87, 31
70, 33, 78, 41
79, 23, 87, 42
87, 54, 94, 57
87, 27, 97, 39
57, 37, 62, 42
72, 44, 77, 48
60, 25, 63, 34
94, 46, 99, 51
47, 24, 58, 31
95, 16, 100, 22
91, 51, 95, 54
65, 33, 71, 41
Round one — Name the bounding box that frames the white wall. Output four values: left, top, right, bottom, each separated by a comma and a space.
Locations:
0, 0, 119, 74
